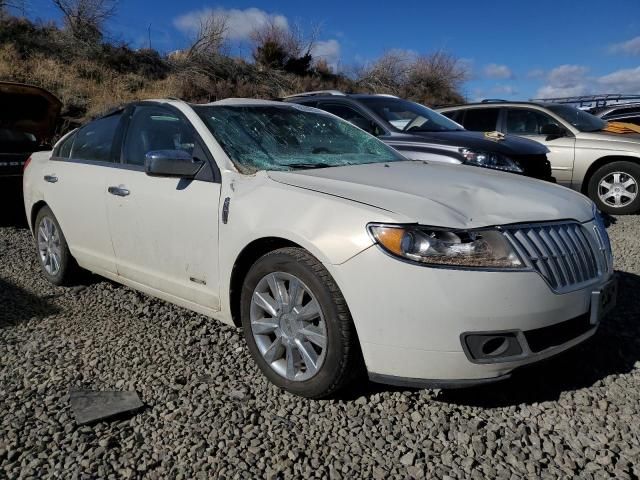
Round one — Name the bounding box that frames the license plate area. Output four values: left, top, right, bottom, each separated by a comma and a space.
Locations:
590, 278, 618, 325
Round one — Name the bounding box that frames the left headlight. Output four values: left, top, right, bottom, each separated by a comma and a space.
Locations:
368, 224, 525, 269
459, 148, 523, 173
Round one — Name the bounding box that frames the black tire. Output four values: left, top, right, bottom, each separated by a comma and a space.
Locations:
588, 161, 640, 215
34, 206, 80, 286
240, 247, 363, 398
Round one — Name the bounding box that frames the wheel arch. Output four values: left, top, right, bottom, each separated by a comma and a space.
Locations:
228, 237, 303, 327
581, 155, 640, 195
30, 200, 48, 233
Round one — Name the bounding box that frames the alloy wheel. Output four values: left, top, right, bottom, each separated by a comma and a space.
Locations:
598, 171, 638, 208
37, 216, 62, 276
250, 272, 328, 381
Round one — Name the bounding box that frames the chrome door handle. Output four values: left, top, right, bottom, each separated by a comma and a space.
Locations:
108, 186, 130, 197
44, 175, 58, 183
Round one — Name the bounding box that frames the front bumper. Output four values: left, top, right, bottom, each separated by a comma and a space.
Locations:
331, 245, 615, 386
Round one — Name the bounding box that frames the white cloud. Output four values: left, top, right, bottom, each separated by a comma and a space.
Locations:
527, 68, 545, 79
174, 7, 289, 41
534, 64, 640, 98
311, 39, 341, 70
492, 84, 517, 95
534, 64, 590, 98
609, 36, 640, 55
484, 63, 513, 79
597, 67, 640, 92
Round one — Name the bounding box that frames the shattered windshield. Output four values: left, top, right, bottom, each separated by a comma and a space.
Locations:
194, 104, 404, 173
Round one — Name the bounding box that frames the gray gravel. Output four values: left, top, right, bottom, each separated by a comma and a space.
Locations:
1, 207, 640, 479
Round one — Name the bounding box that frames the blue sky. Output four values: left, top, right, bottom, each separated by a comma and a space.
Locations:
23, 0, 640, 101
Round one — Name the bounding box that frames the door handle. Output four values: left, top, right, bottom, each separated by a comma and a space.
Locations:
44, 175, 58, 183
108, 186, 130, 197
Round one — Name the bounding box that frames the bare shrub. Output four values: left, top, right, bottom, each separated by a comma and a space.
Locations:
251, 20, 317, 75
52, 0, 117, 43
356, 49, 467, 105
186, 13, 227, 59
402, 51, 468, 105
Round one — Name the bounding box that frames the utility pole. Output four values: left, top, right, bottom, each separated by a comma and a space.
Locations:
147, 23, 152, 50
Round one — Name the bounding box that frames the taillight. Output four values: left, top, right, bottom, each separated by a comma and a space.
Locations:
23, 156, 32, 171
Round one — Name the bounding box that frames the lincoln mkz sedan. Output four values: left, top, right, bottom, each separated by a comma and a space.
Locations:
23, 99, 616, 398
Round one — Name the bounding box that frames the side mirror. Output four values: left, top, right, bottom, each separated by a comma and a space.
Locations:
144, 150, 203, 178
540, 123, 565, 138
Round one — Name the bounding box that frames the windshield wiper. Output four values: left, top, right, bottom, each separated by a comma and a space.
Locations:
285, 162, 333, 169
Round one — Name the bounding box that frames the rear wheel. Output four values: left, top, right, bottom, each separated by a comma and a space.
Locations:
34, 206, 80, 285
240, 247, 363, 398
588, 161, 640, 214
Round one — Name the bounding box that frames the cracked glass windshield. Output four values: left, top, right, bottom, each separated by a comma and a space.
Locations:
195, 104, 404, 173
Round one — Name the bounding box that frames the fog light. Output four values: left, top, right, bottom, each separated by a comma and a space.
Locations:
463, 332, 523, 362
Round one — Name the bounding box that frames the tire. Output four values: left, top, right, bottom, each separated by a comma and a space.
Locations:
588, 161, 640, 215
240, 247, 363, 398
34, 206, 80, 286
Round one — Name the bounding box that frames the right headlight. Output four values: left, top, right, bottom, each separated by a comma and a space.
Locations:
459, 148, 523, 173
369, 224, 525, 269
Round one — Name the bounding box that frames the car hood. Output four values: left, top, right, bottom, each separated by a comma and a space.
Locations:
577, 130, 640, 148
394, 130, 549, 156
0, 82, 62, 143
267, 161, 593, 228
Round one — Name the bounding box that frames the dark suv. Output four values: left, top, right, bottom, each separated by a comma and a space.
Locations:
590, 103, 640, 126
0, 82, 61, 180
283, 91, 553, 181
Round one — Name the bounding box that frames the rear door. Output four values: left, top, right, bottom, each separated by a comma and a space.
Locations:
503, 107, 576, 186
42, 112, 124, 273
104, 104, 222, 310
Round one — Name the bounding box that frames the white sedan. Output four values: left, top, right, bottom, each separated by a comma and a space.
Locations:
23, 99, 616, 398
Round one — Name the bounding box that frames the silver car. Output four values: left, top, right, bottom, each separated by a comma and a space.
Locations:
437, 101, 640, 214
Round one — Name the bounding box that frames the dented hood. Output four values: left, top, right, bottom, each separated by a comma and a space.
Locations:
0, 82, 61, 142
267, 161, 593, 228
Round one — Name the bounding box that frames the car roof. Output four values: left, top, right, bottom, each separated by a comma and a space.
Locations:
592, 103, 640, 115
284, 93, 399, 102
198, 98, 286, 107
438, 101, 556, 110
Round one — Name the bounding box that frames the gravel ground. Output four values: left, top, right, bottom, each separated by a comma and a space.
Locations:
1, 201, 640, 479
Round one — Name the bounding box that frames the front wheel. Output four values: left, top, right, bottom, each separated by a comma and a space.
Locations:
240, 247, 363, 398
588, 161, 640, 214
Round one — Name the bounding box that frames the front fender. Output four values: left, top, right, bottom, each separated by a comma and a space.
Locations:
216, 171, 404, 320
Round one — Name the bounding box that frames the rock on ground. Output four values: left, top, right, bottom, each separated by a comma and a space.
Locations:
1, 211, 640, 479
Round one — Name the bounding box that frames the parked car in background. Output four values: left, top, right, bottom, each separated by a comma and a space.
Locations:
24, 98, 615, 398
589, 103, 640, 127
438, 101, 640, 214
0, 82, 61, 181
283, 91, 554, 182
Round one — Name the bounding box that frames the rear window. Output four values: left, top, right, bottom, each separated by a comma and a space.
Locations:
71, 113, 122, 162
460, 108, 500, 132
53, 131, 76, 159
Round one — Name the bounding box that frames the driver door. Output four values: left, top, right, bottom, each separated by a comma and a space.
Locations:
504, 108, 576, 187
104, 104, 222, 310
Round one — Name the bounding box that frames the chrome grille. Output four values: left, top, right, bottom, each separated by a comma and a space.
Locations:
503, 222, 604, 292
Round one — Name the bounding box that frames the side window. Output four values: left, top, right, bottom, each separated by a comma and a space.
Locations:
461, 108, 499, 132
319, 103, 380, 135
506, 109, 557, 135
54, 131, 76, 159
71, 113, 122, 162
123, 106, 196, 166
441, 110, 462, 122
